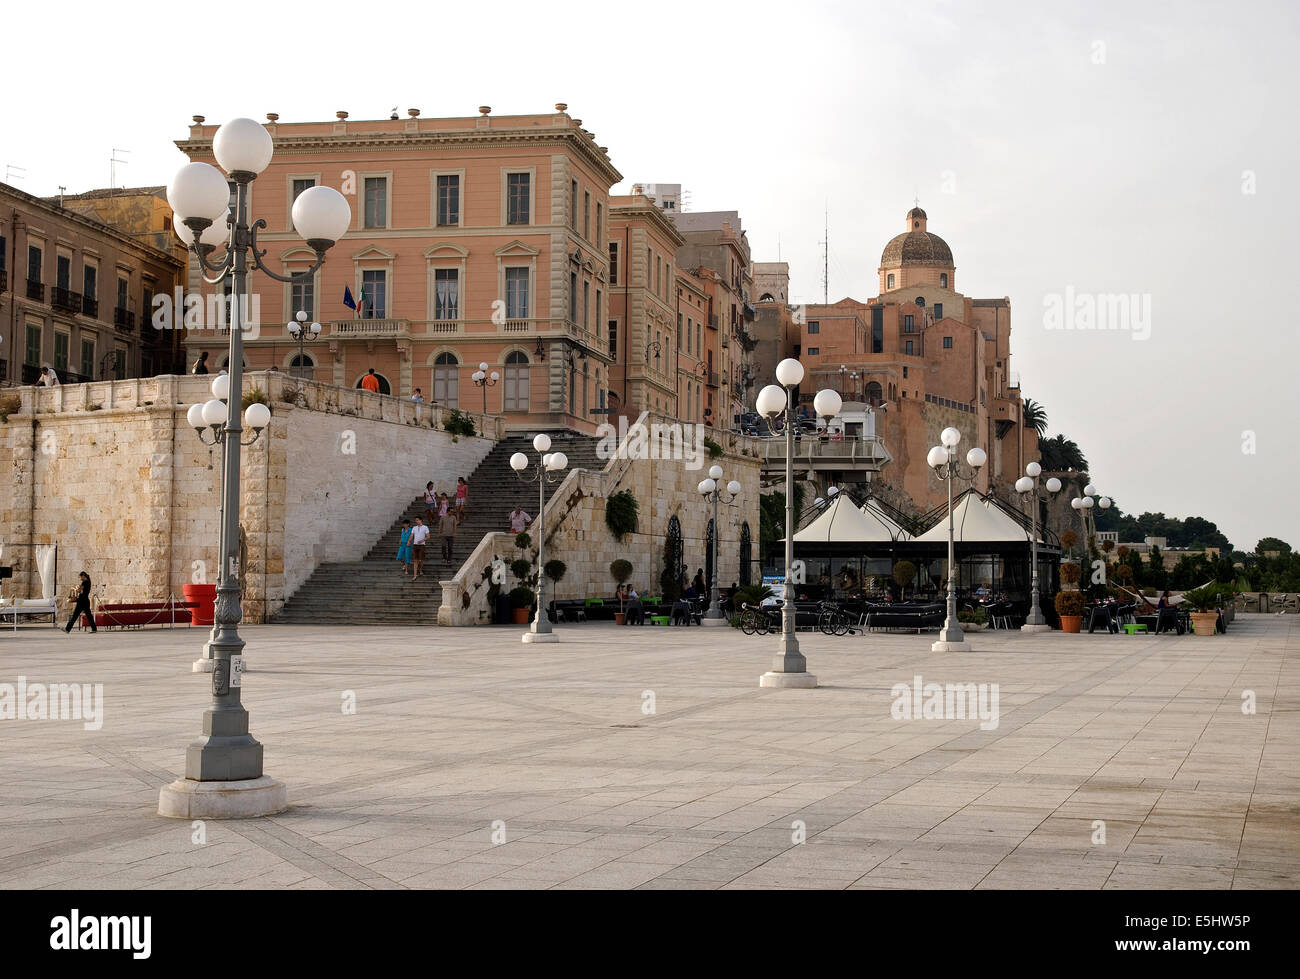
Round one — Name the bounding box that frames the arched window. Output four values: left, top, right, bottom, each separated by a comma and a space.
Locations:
939, 273, 948, 289
288, 353, 313, 380
355, 372, 392, 395
705, 518, 715, 594
886, 274, 895, 289
866, 381, 883, 405
739, 521, 752, 586
289, 353, 314, 368
758, 292, 775, 303
433, 352, 458, 407
666, 516, 684, 590
503, 350, 529, 411
915, 296, 925, 308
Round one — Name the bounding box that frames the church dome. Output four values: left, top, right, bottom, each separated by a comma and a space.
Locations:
881, 206, 953, 268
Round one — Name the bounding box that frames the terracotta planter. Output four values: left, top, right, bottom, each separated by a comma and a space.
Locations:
1059, 615, 1082, 634
1190, 611, 1218, 636
614, 612, 626, 626
512, 607, 531, 625
960, 622, 985, 632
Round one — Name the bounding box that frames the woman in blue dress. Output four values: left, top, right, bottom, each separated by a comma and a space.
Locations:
396, 520, 413, 576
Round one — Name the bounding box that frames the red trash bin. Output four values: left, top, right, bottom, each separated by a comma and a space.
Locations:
183, 583, 217, 626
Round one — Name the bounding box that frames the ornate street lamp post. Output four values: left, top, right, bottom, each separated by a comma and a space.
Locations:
1015, 462, 1062, 632
510, 435, 568, 644
926, 427, 986, 652
471, 361, 499, 414
286, 310, 322, 378
756, 358, 841, 687
159, 117, 350, 819
1070, 482, 1111, 557
697, 464, 743, 627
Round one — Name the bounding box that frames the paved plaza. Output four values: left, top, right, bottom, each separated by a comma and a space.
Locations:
0, 615, 1296, 890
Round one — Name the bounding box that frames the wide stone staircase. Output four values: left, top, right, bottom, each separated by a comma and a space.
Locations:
271, 431, 605, 625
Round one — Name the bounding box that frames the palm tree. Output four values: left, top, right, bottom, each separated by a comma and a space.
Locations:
1038, 434, 1089, 472
1022, 398, 1048, 437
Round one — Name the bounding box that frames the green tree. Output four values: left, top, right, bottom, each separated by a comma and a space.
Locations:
1038, 434, 1088, 472
1022, 399, 1048, 437
1256, 537, 1292, 556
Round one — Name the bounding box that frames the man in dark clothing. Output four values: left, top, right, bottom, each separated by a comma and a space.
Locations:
64, 571, 96, 633
192, 351, 209, 375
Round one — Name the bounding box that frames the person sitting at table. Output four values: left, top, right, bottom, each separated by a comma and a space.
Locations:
625, 586, 645, 626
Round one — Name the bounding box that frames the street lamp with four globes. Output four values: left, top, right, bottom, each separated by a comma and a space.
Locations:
697, 466, 743, 626
1015, 462, 1062, 632
926, 427, 986, 652
472, 362, 499, 414
159, 117, 350, 820
510, 436, 568, 644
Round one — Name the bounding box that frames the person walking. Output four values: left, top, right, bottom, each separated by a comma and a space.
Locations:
692, 568, 706, 597
409, 517, 430, 580
508, 506, 532, 535
423, 482, 437, 523
438, 508, 458, 561
438, 492, 450, 519
454, 476, 469, 524
396, 520, 413, 577
64, 571, 97, 633
360, 368, 380, 393
192, 351, 210, 375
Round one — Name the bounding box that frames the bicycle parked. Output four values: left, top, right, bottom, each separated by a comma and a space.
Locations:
738, 602, 783, 635
817, 601, 860, 636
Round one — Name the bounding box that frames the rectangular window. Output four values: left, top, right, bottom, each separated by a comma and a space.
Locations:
505, 267, 529, 318
53, 331, 69, 372
436, 175, 460, 226
83, 264, 97, 301
807, 347, 819, 355
596, 202, 603, 246
934, 302, 943, 320
595, 289, 601, 330
903, 366, 908, 378
569, 271, 578, 322
582, 279, 590, 330
114, 343, 127, 380
655, 256, 662, 296
807, 320, 819, 334
904, 314, 915, 333
608, 242, 618, 285
434, 268, 458, 320
292, 178, 315, 209
117, 276, 128, 310
677, 312, 682, 350
56, 255, 71, 290
361, 269, 386, 318
291, 273, 315, 319
28, 245, 42, 283
507, 173, 530, 225
0, 235, 6, 271
583, 191, 591, 240
608, 319, 617, 358
571, 180, 578, 230
363, 177, 388, 228
943, 336, 953, 349
905, 340, 914, 355
25, 324, 41, 366
80, 336, 95, 379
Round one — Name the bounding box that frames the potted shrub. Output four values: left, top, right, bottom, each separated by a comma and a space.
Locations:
892, 560, 917, 601
1183, 586, 1220, 636
957, 606, 988, 632
1054, 590, 1084, 633
508, 586, 535, 625
543, 559, 566, 584
1059, 562, 1082, 588
610, 559, 633, 625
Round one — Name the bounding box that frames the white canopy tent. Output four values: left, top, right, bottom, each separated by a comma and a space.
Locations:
915, 492, 1032, 544
790, 494, 908, 544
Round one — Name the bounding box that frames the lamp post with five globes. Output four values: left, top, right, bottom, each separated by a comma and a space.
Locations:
926, 427, 986, 652
471, 362, 499, 414
286, 310, 322, 378
755, 358, 842, 687
697, 465, 743, 626
1015, 462, 1062, 632
160, 117, 350, 819
510, 435, 568, 643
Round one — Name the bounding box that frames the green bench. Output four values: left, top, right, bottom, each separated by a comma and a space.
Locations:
1122, 623, 1148, 635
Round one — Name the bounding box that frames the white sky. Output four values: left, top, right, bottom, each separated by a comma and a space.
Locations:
5, 0, 1295, 550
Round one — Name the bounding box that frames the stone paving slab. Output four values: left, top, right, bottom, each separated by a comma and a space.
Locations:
0, 615, 1296, 890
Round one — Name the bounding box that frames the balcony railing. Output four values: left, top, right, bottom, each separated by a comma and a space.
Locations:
82, 295, 99, 318
502, 319, 532, 334
52, 287, 82, 313
427, 319, 462, 335
329, 317, 409, 338
0, 270, 7, 293
114, 307, 136, 331
705, 370, 720, 387
761, 435, 892, 468
21, 364, 43, 384
708, 313, 718, 330
26, 279, 44, 302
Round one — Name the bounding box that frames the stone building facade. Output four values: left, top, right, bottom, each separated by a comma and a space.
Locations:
1, 182, 183, 386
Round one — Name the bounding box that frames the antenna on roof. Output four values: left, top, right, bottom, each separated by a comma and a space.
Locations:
818, 202, 829, 305
5, 164, 26, 184
58, 185, 66, 209
110, 148, 131, 195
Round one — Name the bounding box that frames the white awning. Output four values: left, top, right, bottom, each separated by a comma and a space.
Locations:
792, 494, 906, 543
916, 492, 1031, 544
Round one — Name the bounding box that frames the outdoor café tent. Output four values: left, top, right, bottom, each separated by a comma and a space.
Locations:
791, 494, 908, 544
915, 490, 1032, 544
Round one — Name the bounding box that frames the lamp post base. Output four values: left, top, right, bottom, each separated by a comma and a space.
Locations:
701, 615, 728, 627
158, 775, 287, 819
1020, 623, 1052, 633
931, 639, 972, 652
759, 671, 818, 688
522, 632, 559, 644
